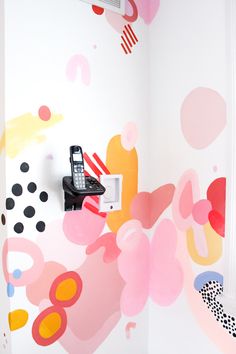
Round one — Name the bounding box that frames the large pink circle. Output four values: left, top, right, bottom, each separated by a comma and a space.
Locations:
181, 87, 226, 149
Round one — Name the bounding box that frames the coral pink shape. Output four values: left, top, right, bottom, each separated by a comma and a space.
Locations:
192, 199, 212, 225
86, 233, 121, 263
131, 184, 175, 229
207, 177, 226, 217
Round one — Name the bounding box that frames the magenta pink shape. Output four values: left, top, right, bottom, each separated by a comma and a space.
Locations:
135, 0, 160, 24
192, 199, 212, 225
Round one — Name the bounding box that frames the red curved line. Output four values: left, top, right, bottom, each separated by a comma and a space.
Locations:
123, 0, 138, 23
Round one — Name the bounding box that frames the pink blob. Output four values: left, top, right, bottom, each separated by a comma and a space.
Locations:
105, 10, 127, 33
66, 54, 91, 85
181, 87, 226, 149
121, 122, 138, 151
38, 106, 51, 121
135, 0, 160, 24
63, 199, 106, 245
86, 233, 121, 263
192, 199, 212, 225
179, 181, 193, 218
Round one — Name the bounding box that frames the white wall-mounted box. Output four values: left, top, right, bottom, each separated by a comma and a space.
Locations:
99, 174, 123, 212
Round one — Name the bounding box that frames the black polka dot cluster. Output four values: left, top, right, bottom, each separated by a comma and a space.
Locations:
199, 280, 236, 337
3, 162, 48, 234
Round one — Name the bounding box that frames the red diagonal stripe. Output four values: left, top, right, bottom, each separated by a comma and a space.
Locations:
121, 43, 128, 54
92, 153, 110, 174
83, 153, 102, 177
121, 35, 131, 53
84, 202, 106, 218
127, 24, 138, 43
89, 195, 99, 203
125, 25, 136, 45
123, 29, 132, 47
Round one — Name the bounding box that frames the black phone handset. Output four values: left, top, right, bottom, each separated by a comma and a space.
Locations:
70, 145, 86, 190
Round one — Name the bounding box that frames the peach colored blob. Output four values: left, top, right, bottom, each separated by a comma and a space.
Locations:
63, 199, 106, 245
105, 10, 127, 33
192, 199, 212, 225
66, 54, 91, 85
181, 87, 226, 149
121, 122, 138, 151
179, 181, 193, 218
131, 184, 175, 229
135, 0, 160, 24
106, 135, 138, 233
65, 248, 124, 341
26, 262, 67, 306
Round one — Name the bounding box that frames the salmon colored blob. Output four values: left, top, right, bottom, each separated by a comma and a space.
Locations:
106, 135, 138, 233
8, 309, 28, 331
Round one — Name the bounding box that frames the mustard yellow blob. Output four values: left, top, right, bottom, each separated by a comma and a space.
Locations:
8, 309, 28, 331
39, 312, 62, 339
55, 278, 77, 302
186, 222, 222, 265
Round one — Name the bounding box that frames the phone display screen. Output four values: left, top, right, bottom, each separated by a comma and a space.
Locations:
73, 152, 83, 162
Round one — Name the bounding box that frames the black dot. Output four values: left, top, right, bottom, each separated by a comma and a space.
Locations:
14, 222, 24, 234
6, 198, 15, 210
1, 214, 6, 225
36, 221, 45, 232
39, 191, 48, 202
27, 182, 37, 193
20, 162, 29, 173
12, 184, 23, 196
23, 206, 35, 218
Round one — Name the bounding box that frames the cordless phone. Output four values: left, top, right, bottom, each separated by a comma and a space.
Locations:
70, 145, 86, 190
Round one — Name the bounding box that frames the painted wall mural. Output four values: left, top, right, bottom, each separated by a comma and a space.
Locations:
1, 0, 231, 353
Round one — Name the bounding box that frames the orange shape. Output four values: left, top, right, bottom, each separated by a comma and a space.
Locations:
9, 309, 28, 331
32, 306, 67, 346
49, 271, 82, 307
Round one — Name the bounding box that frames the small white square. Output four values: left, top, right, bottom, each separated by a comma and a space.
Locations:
99, 174, 123, 212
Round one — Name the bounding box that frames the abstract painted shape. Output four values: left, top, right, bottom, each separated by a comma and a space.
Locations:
150, 219, 183, 306
26, 262, 67, 306
106, 135, 138, 233
66, 54, 91, 85
105, 10, 127, 33
117, 219, 183, 316
38, 106, 51, 121
131, 184, 175, 229
207, 177, 225, 236
49, 271, 83, 308
135, 0, 160, 24
121, 24, 138, 54
8, 309, 28, 331
121, 122, 138, 151
186, 222, 222, 265
181, 87, 226, 149
7, 283, 14, 297
0, 112, 63, 158
2, 237, 44, 286
125, 322, 136, 339
86, 232, 121, 263
172, 169, 200, 231
192, 199, 212, 225
123, 0, 138, 23
194, 271, 223, 291
32, 306, 67, 346
92, 5, 104, 15
63, 198, 106, 245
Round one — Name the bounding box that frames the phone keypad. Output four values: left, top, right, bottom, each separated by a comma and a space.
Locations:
73, 172, 86, 189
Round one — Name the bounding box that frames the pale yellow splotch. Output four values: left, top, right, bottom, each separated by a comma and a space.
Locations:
186, 222, 222, 265
0, 112, 63, 158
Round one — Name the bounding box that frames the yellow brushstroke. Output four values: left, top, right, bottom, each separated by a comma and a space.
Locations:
106, 135, 138, 233
186, 222, 222, 265
0, 112, 63, 158
8, 309, 29, 331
